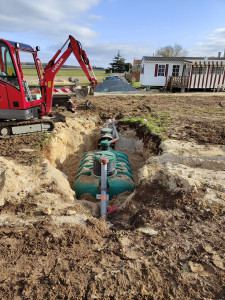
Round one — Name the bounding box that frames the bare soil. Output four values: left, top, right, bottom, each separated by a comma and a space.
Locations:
77, 93, 225, 144
0, 94, 224, 299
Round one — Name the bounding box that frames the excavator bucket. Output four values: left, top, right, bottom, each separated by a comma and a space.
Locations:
74, 86, 89, 98
68, 78, 94, 98
73, 84, 94, 98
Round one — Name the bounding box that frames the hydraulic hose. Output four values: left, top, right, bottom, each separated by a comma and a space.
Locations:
76, 40, 89, 65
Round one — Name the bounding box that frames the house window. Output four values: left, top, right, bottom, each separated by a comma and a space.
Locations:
172, 65, 180, 76
210, 66, 224, 75
192, 66, 207, 75
158, 65, 165, 76
141, 64, 144, 74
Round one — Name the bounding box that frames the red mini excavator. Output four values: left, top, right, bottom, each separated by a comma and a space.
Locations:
0, 35, 97, 137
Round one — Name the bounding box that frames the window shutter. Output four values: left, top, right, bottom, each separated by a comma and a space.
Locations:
165, 64, 169, 77
154, 64, 158, 77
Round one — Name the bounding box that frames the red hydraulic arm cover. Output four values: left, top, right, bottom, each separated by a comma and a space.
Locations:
40, 35, 97, 116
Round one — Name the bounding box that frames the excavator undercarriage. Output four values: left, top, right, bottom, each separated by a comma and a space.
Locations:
0, 119, 55, 138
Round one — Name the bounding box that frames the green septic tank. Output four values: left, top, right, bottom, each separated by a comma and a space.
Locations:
73, 147, 134, 200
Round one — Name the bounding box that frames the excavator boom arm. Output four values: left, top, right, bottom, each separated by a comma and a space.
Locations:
40, 35, 97, 116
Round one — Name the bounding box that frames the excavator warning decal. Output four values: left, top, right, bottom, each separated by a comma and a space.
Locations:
52, 58, 63, 73
48, 81, 51, 88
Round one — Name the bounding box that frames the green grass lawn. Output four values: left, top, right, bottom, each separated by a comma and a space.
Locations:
130, 81, 142, 88
122, 112, 170, 139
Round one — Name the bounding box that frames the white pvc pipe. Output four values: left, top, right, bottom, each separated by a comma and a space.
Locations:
101, 163, 107, 193
100, 158, 108, 219
101, 191, 107, 219
112, 122, 119, 139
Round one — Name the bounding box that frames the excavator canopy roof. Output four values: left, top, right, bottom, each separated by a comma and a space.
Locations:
6, 40, 34, 51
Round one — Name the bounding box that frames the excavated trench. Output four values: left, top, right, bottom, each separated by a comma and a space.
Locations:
43, 115, 225, 220
44, 115, 161, 217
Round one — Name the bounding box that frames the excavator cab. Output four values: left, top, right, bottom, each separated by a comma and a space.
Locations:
0, 39, 43, 120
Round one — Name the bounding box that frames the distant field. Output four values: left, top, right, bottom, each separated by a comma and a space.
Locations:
22, 67, 105, 76
22, 67, 106, 85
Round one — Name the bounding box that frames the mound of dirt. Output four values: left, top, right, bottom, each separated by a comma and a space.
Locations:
0, 157, 75, 211
139, 139, 225, 208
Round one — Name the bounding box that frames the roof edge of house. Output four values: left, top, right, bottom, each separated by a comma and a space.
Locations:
142, 56, 225, 62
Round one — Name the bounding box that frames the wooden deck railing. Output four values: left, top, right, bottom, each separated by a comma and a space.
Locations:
167, 76, 189, 91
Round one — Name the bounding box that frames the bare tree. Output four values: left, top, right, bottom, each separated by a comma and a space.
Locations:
156, 43, 188, 57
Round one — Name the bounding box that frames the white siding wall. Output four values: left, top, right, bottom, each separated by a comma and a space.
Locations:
140, 61, 184, 86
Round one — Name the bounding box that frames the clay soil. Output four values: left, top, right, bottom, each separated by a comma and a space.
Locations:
0, 93, 225, 299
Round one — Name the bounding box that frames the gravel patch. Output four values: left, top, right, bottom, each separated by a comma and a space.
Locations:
95, 79, 136, 93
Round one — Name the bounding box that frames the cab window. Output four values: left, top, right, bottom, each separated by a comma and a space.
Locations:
0, 42, 19, 89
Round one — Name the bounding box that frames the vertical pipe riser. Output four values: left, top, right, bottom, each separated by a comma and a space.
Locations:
100, 157, 109, 219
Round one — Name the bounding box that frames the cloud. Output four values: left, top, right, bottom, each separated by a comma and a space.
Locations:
64, 41, 155, 67
189, 28, 225, 57
88, 14, 103, 20
0, 0, 155, 67
0, 0, 101, 40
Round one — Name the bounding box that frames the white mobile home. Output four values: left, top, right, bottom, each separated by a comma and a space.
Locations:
140, 56, 225, 91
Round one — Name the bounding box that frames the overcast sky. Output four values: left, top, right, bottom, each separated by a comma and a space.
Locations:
1, 0, 225, 67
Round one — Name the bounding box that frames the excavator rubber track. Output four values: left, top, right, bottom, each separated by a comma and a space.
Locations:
0, 119, 55, 138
